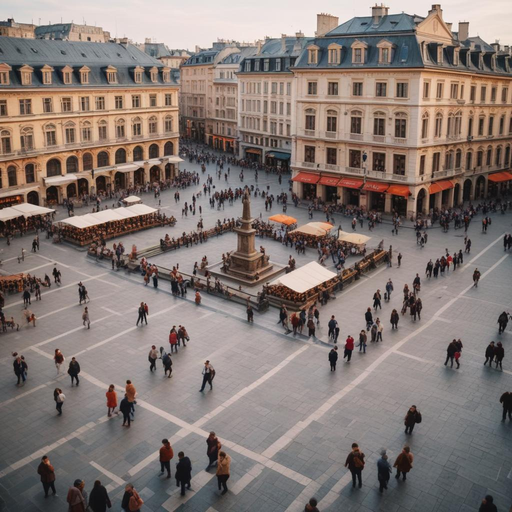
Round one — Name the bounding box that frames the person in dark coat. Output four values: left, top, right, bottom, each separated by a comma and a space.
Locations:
479, 495, 498, 512
13, 355, 28, 385
67, 357, 80, 386
373, 290, 382, 311
365, 308, 373, 330
120, 395, 132, 427
484, 342, 495, 366
390, 309, 399, 329
498, 311, 509, 334
404, 405, 421, 434
88, 480, 111, 512
345, 443, 365, 488
393, 446, 413, 481
37, 455, 56, 497
377, 452, 392, 493
206, 432, 221, 468
500, 391, 512, 421
494, 342, 505, 370
175, 451, 192, 496
328, 347, 338, 371
444, 340, 458, 368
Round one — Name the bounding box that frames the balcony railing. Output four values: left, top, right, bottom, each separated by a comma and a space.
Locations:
325, 131, 337, 139
349, 133, 363, 141
301, 161, 316, 168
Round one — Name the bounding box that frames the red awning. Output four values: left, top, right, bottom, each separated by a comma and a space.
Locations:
429, 180, 454, 194
386, 185, 411, 198
363, 181, 389, 193
338, 178, 364, 190
292, 172, 320, 184
488, 171, 512, 183
319, 176, 341, 187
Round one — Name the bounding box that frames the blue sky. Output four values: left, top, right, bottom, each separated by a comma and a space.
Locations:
3, 0, 510, 50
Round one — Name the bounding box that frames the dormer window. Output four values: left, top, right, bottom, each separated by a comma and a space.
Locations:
80, 66, 90, 84
377, 40, 394, 64
41, 65, 54, 85
453, 48, 460, 66
351, 41, 368, 64
0, 63, 11, 85
491, 54, 497, 71
327, 44, 341, 65
134, 66, 144, 84
437, 46, 444, 64
150, 67, 158, 83
162, 67, 171, 83
20, 65, 33, 86
106, 66, 118, 84
307, 46, 319, 65
478, 53, 484, 70
61, 65, 73, 85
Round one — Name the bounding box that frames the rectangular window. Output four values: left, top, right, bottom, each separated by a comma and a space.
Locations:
478, 117, 484, 136
354, 48, 362, 63
287, 82, 291, 96
421, 117, 429, 139
480, 86, 486, 103
396, 82, 408, 98
436, 82, 444, 99
45, 130, 56, 147
61, 97, 72, 112
450, 83, 459, 99
305, 113, 315, 131
353, 82, 363, 96
132, 95, 141, 108
327, 82, 339, 96
304, 145, 315, 163
82, 126, 91, 142
488, 116, 494, 135
115, 96, 124, 109
307, 82, 317, 95
376, 82, 387, 97
349, 150, 361, 168
419, 155, 425, 175
116, 124, 125, 139
423, 81, 430, 99
263, 101, 268, 114
502, 87, 508, 103
326, 147, 337, 165
264, 59, 270, 71
271, 82, 277, 94
270, 101, 277, 114
395, 118, 407, 138
499, 116, 505, 135
470, 85, 476, 102
0, 100, 7, 117
351, 115, 362, 134
133, 122, 142, 137
0, 71, 9, 85
468, 117, 473, 137
98, 125, 107, 141
95, 96, 105, 111
149, 94, 157, 107
373, 152, 386, 172
432, 152, 440, 173
326, 115, 337, 133
19, 99, 32, 115
286, 103, 291, 116
42, 98, 53, 113
165, 93, 172, 106
279, 83, 284, 95
80, 97, 90, 112
373, 117, 385, 136
65, 126, 75, 144
491, 87, 497, 102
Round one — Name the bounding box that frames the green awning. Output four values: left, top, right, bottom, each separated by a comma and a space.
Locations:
266, 151, 291, 160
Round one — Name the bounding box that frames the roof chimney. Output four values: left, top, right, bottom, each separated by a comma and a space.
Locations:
371, 4, 389, 26
281, 34, 287, 53
491, 42, 500, 52
458, 21, 469, 42
446, 22, 452, 32
315, 13, 339, 37
429, 4, 443, 16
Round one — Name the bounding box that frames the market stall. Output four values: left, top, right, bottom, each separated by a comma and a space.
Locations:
268, 214, 297, 226
121, 196, 142, 206
0, 204, 55, 236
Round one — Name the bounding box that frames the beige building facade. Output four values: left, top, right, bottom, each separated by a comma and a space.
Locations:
291, 5, 512, 216
0, 37, 179, 207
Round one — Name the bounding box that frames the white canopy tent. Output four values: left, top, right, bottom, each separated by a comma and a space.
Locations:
289, 222, 333, 237
337, 231, 371, 245
44, 175, 78, 186
269, 261, 337, 294
0, 203, 55, 222
126, 204, 158, 215
122, 196, 142, 205
59, 205, 158, 229
166, 156, 184, 164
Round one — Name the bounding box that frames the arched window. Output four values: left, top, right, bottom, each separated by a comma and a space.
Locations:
149, 144, 159, 159
133, 146, 144, 161
164, 115, 173, 133
46, 158, 62, 177
421, 112, 429, 139
132, 117, 142, 137
81, 121, 92, 142
305, 108, 316, 131
148, 116, 158, 135
7, 165, 17, 187
23, 163, 35, 184
98, 120, 108, 141
115, 119, 126, 139
454, 111, 462, 136
1, 129, 12, 154
64, 121, 76, 145
326, 109, 337, 133
83, 152, 93, 171
350, 110, 363, 134
434, 113, 443, 138
455, 149, 462, 169
97, 151, 110, 168
394, 112, 407, 138
20, 126, 34, 151
164, 141, 174, 156
66, 155, 78, 173
115, 148, 127, 164
373, 111, 386, 136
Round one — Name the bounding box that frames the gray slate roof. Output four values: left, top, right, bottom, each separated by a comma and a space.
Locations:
0, 36, 178, 87
327, 13, 422, 36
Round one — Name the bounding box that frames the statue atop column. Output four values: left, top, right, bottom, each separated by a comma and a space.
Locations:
242, 191, 251, 221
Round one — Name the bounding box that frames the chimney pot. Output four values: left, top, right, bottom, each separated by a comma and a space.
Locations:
371, 4, 389, 26
458, 21, 469, 42
315, 13, 339, 37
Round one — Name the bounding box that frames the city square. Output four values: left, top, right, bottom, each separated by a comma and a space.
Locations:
0, 150, 511, 512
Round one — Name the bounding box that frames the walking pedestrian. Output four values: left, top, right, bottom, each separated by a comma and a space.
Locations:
390, 309, 399, 329
120, 395, 132, 427
473, 268, 481, 287
498, 311, 509, 334
148, 345, 159, 371
206, 432, 221, 468
397, 252, 402, 267
345, 443, 365, 488
358, 330, 367, 353
373, 290, 382, 311
13, 355, 28, 386
478, 495, 497, 512
54, 388, 65, 415
344, 335, 354, 362
82, 307, 90, 329
67, 479, 86, 512
377, 451, 392, 493
376, 319, 383, 342
23, 288, 31, 306
136, 302, 147, 326
494, 342, 505, 370
305, 497, 320, 512
159, 439, 174, 479
67, 357, 80, 386
106, 384, 117, 417
484, 342, 495, 366
444, 340, 458, 368
385, 279, 393, 300
199, 360, 215, 392
169, 327, 178, 353
328, 315, 338, 342
162, 350, 173, 378
365, 308, 373, 331
329, 346, 338, 371
500, 391, 512, 421
125, 380, 136, 419
88, 480, 111, 512
54, 349, 64, 375
247, 304, 254, 323
370, 322, 378, 343
37, 455, 57, 497
216, 451, 231, 495
394, 446, 413, 481
175, 451, 192, 496
121, 484, 143, 512
404, 405, 422, 434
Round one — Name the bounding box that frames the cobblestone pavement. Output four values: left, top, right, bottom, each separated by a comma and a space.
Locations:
0, 147, 511, 512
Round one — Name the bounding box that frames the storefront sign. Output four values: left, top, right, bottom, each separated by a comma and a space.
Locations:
0, 195, 23, 208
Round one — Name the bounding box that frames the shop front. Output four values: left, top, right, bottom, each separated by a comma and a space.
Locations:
488, 171, 512, 196
428, 180, 453, 209
338, 178, 363, 206
213, 136, 236, 153
266, 151, 291, 171
362, 181, 389, 211
0, 194, 24, 208
318, 176, 341, 203
291, 172, 320, 199
386, 185, 411, 216
244, 147, 262, 164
